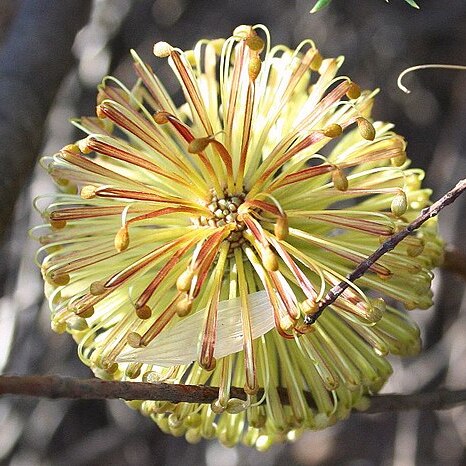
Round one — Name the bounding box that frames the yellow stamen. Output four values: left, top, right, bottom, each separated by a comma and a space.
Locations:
356, 117, 376, 141
310, 51, 323, 71
176, 268, 194, 292
301, 298, 318, 315
74, 305, 94, 319
114, 226, 129, 252
391, 191, 408, 217
274, 214, 289, 240
188, 137, 211, 154
332, 167, 349, 191
89, 280, 106, 296
323, 123, 343, 138
136, 305, 152, 320
176, 295, 193, 317
346, 82, 361, 99
248, 55, 262, 81
80, 185, 97, 199
127, 332, 143, 348
47, 272, 70, 286
62, 143, 80, 154
262, 246, 279, 272
391, 151, 407, 167
245, 34, 264, 52
153, 111, 169, 124
50, 219, 67, 230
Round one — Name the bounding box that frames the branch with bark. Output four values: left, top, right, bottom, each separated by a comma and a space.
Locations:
1, 181, 465, 416
304, 178, 466, 325
1, 375, 466, 414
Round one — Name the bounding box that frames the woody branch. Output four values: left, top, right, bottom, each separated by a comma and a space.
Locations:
1, 375, 466, 414
1, 179, 465, 411
304, 178, 466, 325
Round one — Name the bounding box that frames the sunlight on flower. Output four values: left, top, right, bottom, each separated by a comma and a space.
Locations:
32, 24, 443, 449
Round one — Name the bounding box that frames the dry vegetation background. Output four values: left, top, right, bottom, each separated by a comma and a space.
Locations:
0, 0, 465, 465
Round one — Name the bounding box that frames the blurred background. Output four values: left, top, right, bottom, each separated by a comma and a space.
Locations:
0, 0, 465, 464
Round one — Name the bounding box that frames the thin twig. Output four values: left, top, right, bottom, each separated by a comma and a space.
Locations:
366, 389, 466, 413
1, 375, 466, 414
0, 375, 240, 404
304, 178, 466, 325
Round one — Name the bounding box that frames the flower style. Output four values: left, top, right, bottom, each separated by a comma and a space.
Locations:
34, 25, 442, 449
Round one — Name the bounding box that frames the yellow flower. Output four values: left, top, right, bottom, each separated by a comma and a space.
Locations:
33, 25, 442, 449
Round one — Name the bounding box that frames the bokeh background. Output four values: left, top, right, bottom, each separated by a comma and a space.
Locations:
1, 0, 466, 464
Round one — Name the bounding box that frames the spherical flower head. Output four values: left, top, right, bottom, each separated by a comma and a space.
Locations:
33, 25, 443, 449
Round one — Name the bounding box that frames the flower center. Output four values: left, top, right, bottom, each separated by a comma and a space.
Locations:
196, 192, 247, 248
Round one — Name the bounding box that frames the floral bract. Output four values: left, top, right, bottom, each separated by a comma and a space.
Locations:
34, 25, 442, 449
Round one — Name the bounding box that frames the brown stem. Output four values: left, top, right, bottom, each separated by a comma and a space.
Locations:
366, 388, 466, 413
0, 375, 299, 406
1, 375, 466, 414
304, 178, 466, 325
0, 375, 240, 404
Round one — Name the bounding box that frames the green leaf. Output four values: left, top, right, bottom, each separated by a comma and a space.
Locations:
311, 0, 420, 14
404, 0, 420, 8
310, 0, 333, 13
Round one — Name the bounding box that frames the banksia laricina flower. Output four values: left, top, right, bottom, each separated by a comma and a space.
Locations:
33, 25, 442, 449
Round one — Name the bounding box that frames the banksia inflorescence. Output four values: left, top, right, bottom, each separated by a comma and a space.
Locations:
34, 25, 442, 449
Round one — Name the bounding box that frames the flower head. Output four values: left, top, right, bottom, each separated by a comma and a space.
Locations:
34, 25, 442, 449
